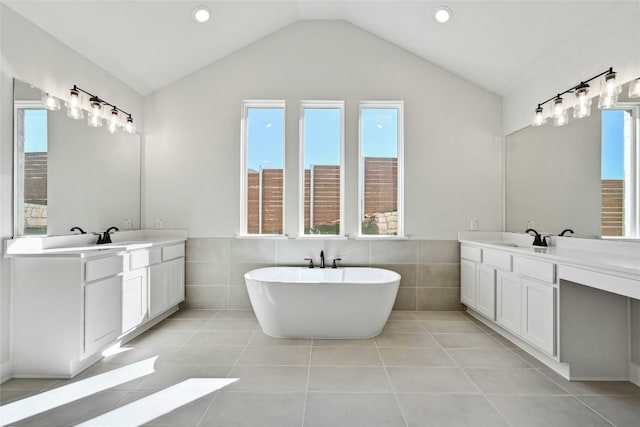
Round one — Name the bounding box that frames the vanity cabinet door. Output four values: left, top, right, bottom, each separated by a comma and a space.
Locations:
149, 263, 169, 318
476, 264, 496, 320
167, 258, 185, 306
460, 259, 477, 308
85, 276, 121, 355
122, 268, 148, 333
521, 278, 556, 355
496, 271, 522, 336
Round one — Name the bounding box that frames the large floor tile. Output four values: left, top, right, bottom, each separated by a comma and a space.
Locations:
411, 311, 467, 321
488, 395, 612, 427
127, 329, 194, 346
200, 391, 305, 427
310, 347, 382, 366
114, 390, 216, 427
375, 332, 439, 347
421, 320, 485, 333
0, 378, 60, 391
379, 347, 455, 367
386, 367, 478, 393
99, 345, 178, 366
12, 390, 128, 426
388, 311, 417, 320
185, 331, 253, 346
312, 338, 376, 347
133, 364, 232, 392
201, 318, 259, 331
304, 392, 406, 427
249, 332, 311, 346
169, 308, 218, 319
237, 346, 310, 366
150, 318, 208, 331
465, 368, 568, 395
579, 395, 640, 427
397, 394, 509, 427
308, 367, 392, 392
382, 320, 427, 333
167, 346, 244, 365
225, 366, 308, 392
541, 370, 640, 396
447, 348, 532, 368
214, 310, 257, 320
432, 333, 504, 349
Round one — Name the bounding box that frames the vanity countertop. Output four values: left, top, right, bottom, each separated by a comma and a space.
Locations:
5, 230, 187, 258
458, 231, 640, 281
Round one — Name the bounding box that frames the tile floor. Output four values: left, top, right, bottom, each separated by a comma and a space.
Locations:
1, 310, 640, 426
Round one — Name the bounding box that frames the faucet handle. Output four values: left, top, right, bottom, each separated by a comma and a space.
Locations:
332, 258, 342, 269
304, 258, 314, 268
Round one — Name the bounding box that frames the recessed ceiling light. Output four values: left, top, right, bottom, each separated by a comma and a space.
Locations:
435, 6, 452, 23
193, 5, 211, 23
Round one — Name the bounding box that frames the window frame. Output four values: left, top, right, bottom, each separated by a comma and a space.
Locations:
358, 101, 405, 238
603, 103, 640, 238
298, 100, 345, 237
239, 100, 286, 237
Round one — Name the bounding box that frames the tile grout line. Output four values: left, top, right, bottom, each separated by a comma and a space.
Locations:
373, 331, 410, 427
424, 316, 515, 427
300, 340, 314, 427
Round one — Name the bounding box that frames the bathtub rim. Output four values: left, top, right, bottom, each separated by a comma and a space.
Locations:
243, 266, 401, 286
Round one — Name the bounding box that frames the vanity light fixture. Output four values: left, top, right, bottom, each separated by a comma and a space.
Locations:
65, 85, 135, 134
192, 5, 211, 23
41, 92, 61, 111
531, 67, 621, 127
628, 77, 640, 98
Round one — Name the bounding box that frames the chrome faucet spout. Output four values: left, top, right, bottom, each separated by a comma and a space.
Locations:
320, 250, 325, 268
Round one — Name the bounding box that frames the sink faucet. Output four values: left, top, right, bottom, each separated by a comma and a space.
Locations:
525, 228, 547, 247
97, 226, 119, 245
559, 228, 574, 237
320, 250, 325, 268
70, 226, 86, 234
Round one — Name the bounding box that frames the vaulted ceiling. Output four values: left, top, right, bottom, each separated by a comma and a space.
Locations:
5, 1, 639, 96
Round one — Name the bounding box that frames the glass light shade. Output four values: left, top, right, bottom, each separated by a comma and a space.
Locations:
573, 85, 592, 119
553, 111, 569, 127
598, 92, 618, 109
68, 88, 81, 108
65, 103, 84, 120
629, 77, 640, 98
532, 106, 546, 126
107, 108, 119, 134
87, 98, 103, 127
125, 116, 135, 133
601, 72, 621, 97
41, 92, 60, 111
552, 97, 565, 118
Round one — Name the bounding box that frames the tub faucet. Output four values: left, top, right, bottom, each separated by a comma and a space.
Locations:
320, 250, 325, 268
559, 228, 574, 237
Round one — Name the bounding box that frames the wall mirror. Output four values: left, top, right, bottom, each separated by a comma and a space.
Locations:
13, 78, 141, 237
506, 79, 640, 239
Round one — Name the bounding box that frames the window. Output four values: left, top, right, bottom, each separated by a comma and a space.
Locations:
240, 101, 285, 235
359, 102, 404, 236
601, 105, 639, 238
299, 101, 344, 236
15, 102, 48, 236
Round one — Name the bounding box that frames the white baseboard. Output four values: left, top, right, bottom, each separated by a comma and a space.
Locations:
630, 361, 640, 386
0, 359, 12, 383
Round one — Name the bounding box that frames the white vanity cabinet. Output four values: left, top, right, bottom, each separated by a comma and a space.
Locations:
460, 259, 477, 308
9, 236, 186, 378
521, 277, 556, 355
496, 270, 522, 336
475, 264, 496, 320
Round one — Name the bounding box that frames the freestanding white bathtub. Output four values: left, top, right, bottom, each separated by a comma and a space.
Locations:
244, 267, 400, 339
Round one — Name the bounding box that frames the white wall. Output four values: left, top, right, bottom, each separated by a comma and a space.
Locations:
0, 4, 143, 380
144, 21, 503, 239
503, 3, 640, 135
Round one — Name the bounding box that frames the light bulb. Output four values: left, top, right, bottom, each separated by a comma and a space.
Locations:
629, 77, 640, 98
68, 88, 80, 108
573, 84, 591, 119
192, 6, 211, 23
41, 92, 61, 111
435, 6, 452, 23
601, 71, 621, 97
87, 97, 103, 127
553, 111, 569, 127
108, 107, 119, 134
552, 97, 565, 118
532, 106, 546, 126
598, 93, 618, 109
125, 115, 135, 134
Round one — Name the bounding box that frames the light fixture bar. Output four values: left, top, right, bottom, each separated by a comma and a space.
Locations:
535, 67, 615, 109
69, 84, 135, 133
70, 85, 133, 118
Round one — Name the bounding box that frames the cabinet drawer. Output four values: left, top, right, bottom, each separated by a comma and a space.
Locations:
130, 248, 162, 269
513, 256, 555, 284
85, 256, 125, 282
483, 250, 511, 271
461, 245, 482, 262
162, 244, 185, 261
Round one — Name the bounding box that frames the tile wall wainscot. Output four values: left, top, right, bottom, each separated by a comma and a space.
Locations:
184, 239, 463, 311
